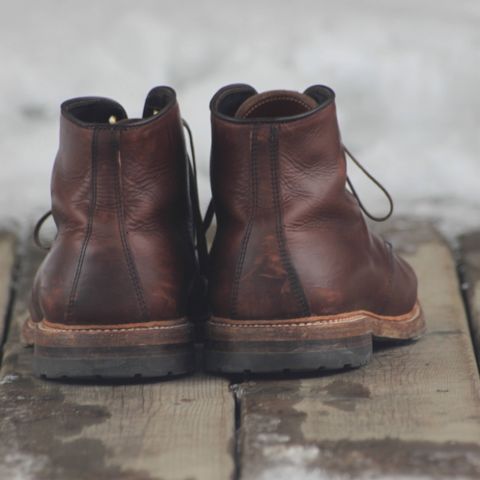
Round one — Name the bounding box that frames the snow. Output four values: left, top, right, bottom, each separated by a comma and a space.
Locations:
0, 373, 18, 385
1, 0, 479, 236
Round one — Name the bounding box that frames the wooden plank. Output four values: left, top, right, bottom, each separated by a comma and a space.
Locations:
235, 220, 480, 480
459, 231, 480, 364
0, 239, 235, 480
0, 231, 16, 349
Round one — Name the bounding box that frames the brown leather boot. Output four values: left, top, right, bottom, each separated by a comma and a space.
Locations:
204, 84, 425, 373
25, 87, 207, 379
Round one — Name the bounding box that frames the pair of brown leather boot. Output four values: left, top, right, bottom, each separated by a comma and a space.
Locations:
25, 84, 425, 379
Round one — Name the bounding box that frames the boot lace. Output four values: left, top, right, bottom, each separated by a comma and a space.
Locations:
202, 145, 394, 233
343, 145, 393, 222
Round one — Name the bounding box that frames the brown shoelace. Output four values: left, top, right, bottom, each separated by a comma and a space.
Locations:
202, 145, 394, 233
343, 145, 393, 222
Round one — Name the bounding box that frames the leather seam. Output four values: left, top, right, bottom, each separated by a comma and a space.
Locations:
241, 96, 313, 118
113, 131, 150, 322
270, 124, 311, 317
208, 316, 420, 328
229, 124, 259, 318
65, 128, 98, 322
209, 303, 421, 328
212, 97, 335, 125
210, 318, 362, 328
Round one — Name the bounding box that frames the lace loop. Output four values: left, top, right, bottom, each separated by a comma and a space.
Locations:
344, 145, 394, 222
201, 144, 394, 232
33, 210, 53, 250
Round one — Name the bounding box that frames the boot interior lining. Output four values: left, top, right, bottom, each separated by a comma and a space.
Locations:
67, 100, 127, 124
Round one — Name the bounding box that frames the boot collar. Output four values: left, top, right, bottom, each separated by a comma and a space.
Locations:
210, 83, 336, 124
61, 86, 178, 130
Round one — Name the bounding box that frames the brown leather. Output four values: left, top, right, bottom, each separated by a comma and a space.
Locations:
235, 90, 318, 118
30, 87, 202, 326
208, 84, 418, 320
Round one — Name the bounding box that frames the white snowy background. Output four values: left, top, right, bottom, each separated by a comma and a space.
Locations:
1, 0, 479, 236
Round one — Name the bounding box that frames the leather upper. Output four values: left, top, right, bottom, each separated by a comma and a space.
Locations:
30, 87, 200, 326
208, 84, 418, 320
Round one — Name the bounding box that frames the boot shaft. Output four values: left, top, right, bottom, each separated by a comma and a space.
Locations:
208, 84, 417, 320
31, 88, 199, 326
53, 90, 191, 236
210, 85, 349, 228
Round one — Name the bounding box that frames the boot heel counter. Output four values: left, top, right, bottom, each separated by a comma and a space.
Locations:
210, 123, 310, 320
71, 251, 148, 325
209, 223, 310, 321
232, 236, 310, 320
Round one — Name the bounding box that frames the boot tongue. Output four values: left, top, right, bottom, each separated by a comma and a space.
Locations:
235, 90, 318, 119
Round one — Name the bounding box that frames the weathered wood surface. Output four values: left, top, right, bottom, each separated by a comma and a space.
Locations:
0, 240, 235, 480
459, 232, 480, 364
0, 231, 16, 347
235, 220, 480, 480
2, 220, 480, 480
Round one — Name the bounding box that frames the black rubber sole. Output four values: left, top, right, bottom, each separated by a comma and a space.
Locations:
204, 337, 372, 374
33, 347, 195, 379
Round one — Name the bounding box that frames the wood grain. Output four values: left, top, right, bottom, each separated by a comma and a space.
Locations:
236, 220, 480, 480
0, 239, 235, 480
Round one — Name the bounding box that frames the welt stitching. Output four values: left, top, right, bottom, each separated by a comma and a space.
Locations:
65, 128, 98, 322
209, 311, 420, 329
112, 131, 149, 322
39, 323, 189, 333
210, 303, 420, 327
229, 124, 259, 318
242, 96, 313, 118
269, 125, 310, 317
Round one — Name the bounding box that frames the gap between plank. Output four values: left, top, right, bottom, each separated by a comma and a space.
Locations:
457, 241, 480, 371
231, 382, 243, 480
0, 234, 20, 365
